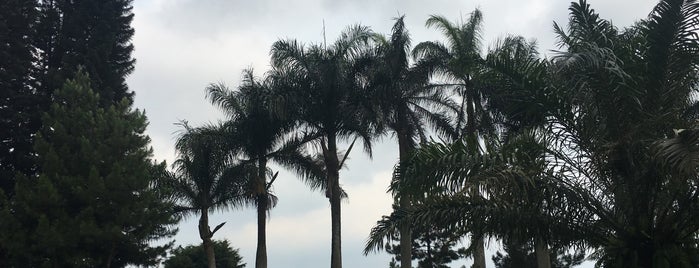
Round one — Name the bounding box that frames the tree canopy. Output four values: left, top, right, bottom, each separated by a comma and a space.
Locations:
0, 71, 176, 267
164, 240, 246, 268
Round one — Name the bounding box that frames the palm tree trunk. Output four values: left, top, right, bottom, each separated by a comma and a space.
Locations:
470, 180, 485, 268
204, 239, 216, 268
397, 130, 413, 268
399, 196, 412, 268
463, 89, 486, 268
472, 236, 486, 268
330, 181, 342, 268
534, 238, 551, 268
256, 158, 268, 268
256, 194, 268, 268
199, 208, 216, 268
326, 135, 342, 268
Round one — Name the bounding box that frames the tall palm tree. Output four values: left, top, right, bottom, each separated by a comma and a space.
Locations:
205, 69, 325, 268
167, 123, 254, 268
365, 16, 458, 268
479, 36, 563, 268
413, 10, 496, 145
410, 9, 492, 267
270, 25, 377, 268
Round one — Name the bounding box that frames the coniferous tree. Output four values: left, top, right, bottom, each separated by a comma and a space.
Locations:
492, 241, 584, 268
35, 0, 135, 107
0, 0, 40, 197
386, 226, 467, 268
1, 0, 137, 195
0, 71, 176, 267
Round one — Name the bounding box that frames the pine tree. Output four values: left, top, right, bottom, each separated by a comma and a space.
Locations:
0, 71, 176, 267
0, 0, 40, 197
386, 226, 467, 268
1, 0, 137, 196
35, 0, 135, 107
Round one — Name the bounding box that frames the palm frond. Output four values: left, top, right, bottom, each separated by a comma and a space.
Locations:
333, 24, 373, 60
425, 15, 463, 53
206, 83, 242, 119
273, 145, 326, 192
653, 128, 699, 176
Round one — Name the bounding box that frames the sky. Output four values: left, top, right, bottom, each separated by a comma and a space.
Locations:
127, 0, 659, 267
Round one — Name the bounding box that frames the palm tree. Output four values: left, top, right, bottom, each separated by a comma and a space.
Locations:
365, 16, 458, 268
413, 10, 496, 144
167, 123, 254, 268
367, 29, 577, 268
410, 9, 493, 267
371, 1, 699, 267
205, 69, 325, 268
480, 36, 563, 268
270, 25, 377, 268
547, 0, 699, 266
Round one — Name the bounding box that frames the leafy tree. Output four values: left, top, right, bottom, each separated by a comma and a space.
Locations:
270, 25, 377, 268
205, 69, 325, 268
164, 240, 246, 268
0, 71, 177, 267
167, 122, 254, 268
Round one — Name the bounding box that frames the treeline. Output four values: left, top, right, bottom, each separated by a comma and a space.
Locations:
1, 0, 698, 268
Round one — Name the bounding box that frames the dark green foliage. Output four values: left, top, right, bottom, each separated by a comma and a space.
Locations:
0, 71, 177, 267
1, 0, 137, 204
0, 1, 155, 265
163, 240, 246, 268
0, 0, 40, 197
35, 0, 135, 107
492, 241, 584, 268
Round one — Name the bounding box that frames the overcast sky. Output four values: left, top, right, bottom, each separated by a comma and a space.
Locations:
127, 0, 659, 267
